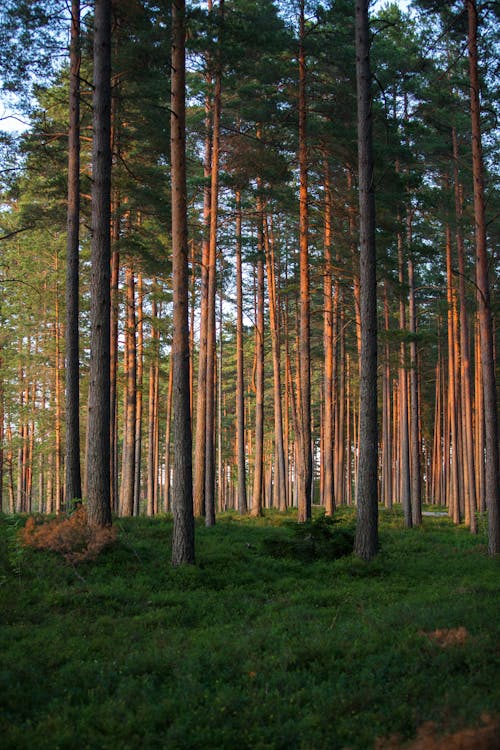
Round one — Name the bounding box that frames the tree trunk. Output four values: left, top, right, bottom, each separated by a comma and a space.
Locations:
297, 0, 312, 523
204, 0, 224, 528
64, 0, 82, 505
408, 255, 421, 526
134, 272, 144, 515
87, 0, 112, 527
322, 160, 335, 516
445, 223, 460, 523
466, 0, 500, 554
120, 265, 136, 516
235, 189, 247, 514
251, 204, 265, 517
354, 0, 378, 560
170, 0, 194, 565
264, 211, 287, 513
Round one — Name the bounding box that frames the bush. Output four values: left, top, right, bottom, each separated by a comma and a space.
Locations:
262, 513, 354, 561
20, 507, 116, 565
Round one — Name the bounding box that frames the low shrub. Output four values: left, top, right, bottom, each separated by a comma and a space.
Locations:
20, 506, 116, 565
262, 513, 354, 561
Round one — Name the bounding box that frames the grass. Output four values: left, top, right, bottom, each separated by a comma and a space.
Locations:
0, 506, 499, 749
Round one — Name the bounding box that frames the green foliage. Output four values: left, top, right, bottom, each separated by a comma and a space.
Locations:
1, 509, 499, 750
262, 512, 354, 561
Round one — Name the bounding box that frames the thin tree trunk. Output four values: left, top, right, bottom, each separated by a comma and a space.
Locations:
408, 255, 421, 526
322, 160, 334, 515
297, 0, 312, 523
235, 189, 247, 514
64, 0, 82, 504
446, 223, 460, 523
251, 204, 265, 518
204, 0, 224, 528
382, 284, 392, 509
147, 300, 159, 516
134, 272, 144, 515
120, 265, 136, 516
264, 212, 287, 512
397, 223, 412, 527
163, 361, 173, 512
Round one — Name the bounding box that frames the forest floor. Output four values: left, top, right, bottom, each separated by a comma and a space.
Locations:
1, 506, 499, 749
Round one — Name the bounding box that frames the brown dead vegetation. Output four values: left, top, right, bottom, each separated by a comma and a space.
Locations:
420, 627, 469, 648
20, 506, 116, 564
376, 714, 499, 749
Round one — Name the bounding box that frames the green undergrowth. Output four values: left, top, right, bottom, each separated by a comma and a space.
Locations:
1, 506, 499, 749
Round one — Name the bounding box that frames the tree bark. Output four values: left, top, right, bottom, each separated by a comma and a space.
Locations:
64, 0, 82, 505
322, 160, 335, 516
466, 0, 500, 554
354, 0, 378, 560
120, 265, 136, 516
235, 189, 248, 514
171, 0, 194, 565
251, 203, 265, 517
87, 0, 112, 527
297, 0, 312, 523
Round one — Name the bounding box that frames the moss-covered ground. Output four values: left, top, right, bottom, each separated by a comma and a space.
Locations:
1, 507, 499, 749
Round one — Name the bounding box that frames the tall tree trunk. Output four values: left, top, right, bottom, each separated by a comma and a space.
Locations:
452, 127, 476, 532
297, 0, 312, 523
382, 284, 392, 509
87, 0, 112, 527
204, 0, 224, 528
322, 160, 335, 516
235, 189, 247, 514
64, 0, 82, 504
408, 255, 421, 526
397, 221, 412, 527
163, 361, 173, 512
354, 0, 378, 560
466, 0, 500, 554
446, 223, 460, 523
134, 272, 144, 515
192, 94, 212, 519
251, 205, 265, 517
120, 265, 136, 516
109, 225, 120, 512
170, 0, 194, 565
474, 317, 485, 511
54, 273, 62, 513
264, 211, 287, 513
147, 299, 159, 516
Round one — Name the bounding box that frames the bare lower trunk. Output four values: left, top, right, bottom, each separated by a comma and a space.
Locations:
64, 0, 82, 504
87, 0, 112, 527
170, 0, 194, 564
354, 0, 378, 560
466, 0, 499, 554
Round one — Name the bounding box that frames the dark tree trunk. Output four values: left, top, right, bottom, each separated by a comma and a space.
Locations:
466, 0, 500, 554
170, 0, 194, 565
87, 0, 112, 527
64, 0, 82, 505
354, 0, 378, 561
